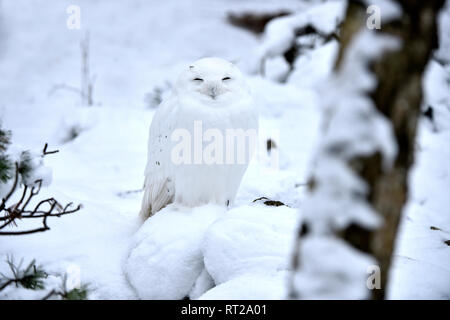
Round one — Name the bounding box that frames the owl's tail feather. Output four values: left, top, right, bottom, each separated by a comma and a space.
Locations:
139, 178, 174, 222
139, 186, 153, 221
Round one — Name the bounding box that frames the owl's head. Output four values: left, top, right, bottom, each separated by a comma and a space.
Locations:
175, 57, 250, 105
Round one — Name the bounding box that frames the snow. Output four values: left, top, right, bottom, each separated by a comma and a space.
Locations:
291, 14, 418, 299
197, 204, 297, 300
293, 236, 377, 300
0, 0, 449, 300
436, 0, 450, 64
363, 0, 402, 22
189, 267, 215, 300
299, 29, 400, 237
125, 203, 297, 300
124, 204, 224, 300
288, 40, 339, 88
388, 61, 450, 298
199, 271, 289, 300
249, 0, 346, 75
19, 151, 53, 187
202, 204, 298, 285
0, 272, 64, 300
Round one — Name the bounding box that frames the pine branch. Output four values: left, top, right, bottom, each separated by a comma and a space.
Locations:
0, 256, 47, 291
0, 144, 82, 236
41, 274, 89, 300
0, 256, 89, 299
0, 162, 19, 212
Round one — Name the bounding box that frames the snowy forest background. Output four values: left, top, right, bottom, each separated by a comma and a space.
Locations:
1, 0, 450, 300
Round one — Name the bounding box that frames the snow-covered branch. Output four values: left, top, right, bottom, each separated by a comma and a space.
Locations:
290, 0, 445, 300
0, 141, 82, 236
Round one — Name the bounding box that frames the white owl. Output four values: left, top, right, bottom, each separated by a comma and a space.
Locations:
139, 57, 258, 220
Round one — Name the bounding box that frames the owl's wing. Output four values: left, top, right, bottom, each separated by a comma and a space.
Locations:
139, 96, 178, 220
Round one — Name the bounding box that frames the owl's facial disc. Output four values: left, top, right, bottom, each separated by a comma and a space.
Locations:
176, 57, 250, 105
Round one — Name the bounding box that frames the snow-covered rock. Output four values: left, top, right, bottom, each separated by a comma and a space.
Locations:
199, 271, 289, 300
124, 202, 299, 300
202, 204, 298, 285
189, 266, 215, 299
124, 204, 224, 300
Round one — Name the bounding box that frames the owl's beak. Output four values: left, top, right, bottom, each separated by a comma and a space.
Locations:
209, 86, 218, 99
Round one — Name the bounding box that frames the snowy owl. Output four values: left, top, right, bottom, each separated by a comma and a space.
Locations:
139, 57, 258, 220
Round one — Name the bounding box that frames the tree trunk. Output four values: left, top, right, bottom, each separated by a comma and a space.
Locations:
291, 0, 445, 300
338, 0, 445, 300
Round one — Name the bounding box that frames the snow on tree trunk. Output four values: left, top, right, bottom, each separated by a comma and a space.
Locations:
290, 0, 445, 300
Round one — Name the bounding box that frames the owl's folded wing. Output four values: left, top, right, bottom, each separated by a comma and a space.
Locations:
139, 97, 178, 220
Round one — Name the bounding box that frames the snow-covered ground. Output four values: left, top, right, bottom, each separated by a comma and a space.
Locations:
0, 0, 449, 299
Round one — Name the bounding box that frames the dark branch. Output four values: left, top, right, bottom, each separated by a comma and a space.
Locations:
43, 143, 59, 155
0, 145, 81, 236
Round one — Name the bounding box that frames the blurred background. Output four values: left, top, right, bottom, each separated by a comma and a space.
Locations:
1, 0, 319, 146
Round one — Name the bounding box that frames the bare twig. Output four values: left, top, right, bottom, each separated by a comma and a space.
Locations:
117, 188, 143, 198
42, 143, 59, 155
47, 31, 96, 106
47, 84, 84, 98
0, 145, 82, 236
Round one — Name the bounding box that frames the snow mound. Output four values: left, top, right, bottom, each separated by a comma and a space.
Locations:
199, 271, 289, 300
202, 204, 298, 285
124, 202, 299, 300
189, 267, 215, 299
124, 204, 224, 300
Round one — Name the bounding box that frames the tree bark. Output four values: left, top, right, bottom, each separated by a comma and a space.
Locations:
334, 0, 445, 299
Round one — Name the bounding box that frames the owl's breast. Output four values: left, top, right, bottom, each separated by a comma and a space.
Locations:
175, 95, 258, 132
169, 96, 258, 207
